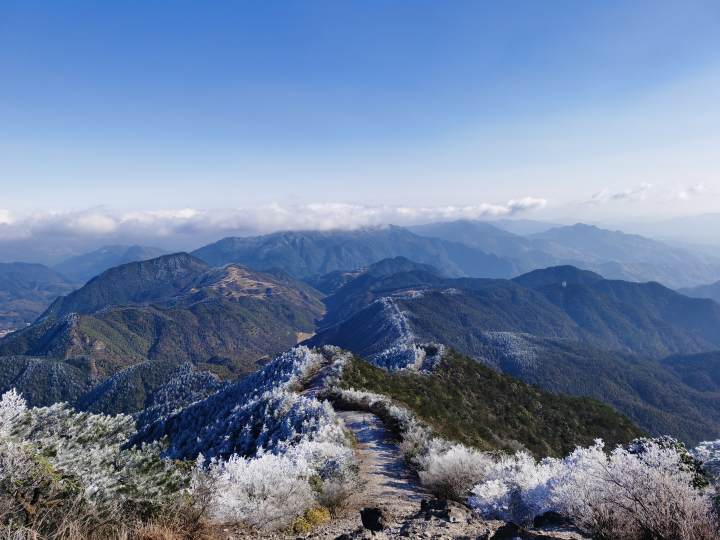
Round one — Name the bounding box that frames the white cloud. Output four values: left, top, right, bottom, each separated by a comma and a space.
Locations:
0, 199, 547, 243
674, 182, 705, 201
589, 183, 653, 204
587, 182, 711, 207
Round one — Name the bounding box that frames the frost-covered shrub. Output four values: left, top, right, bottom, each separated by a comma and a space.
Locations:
469, 451, 561, 524
0, 391, 201, 538
0, 389, 25, 435
694, 439, 720, 487
199, 451, 315, 530
197, 439, 357, 530
167, 347, 361, 530
469, 438, 719, 539
417, 442, 492, 501
554, 440, 718, 540
1, 392, 190, 532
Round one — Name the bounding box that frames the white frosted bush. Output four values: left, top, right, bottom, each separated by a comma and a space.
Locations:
553, 441, 718, 539
694, 439, 720, 486
469, 451, 561, 524
469, 439, 719, 539
196, 438, 358, 530
199, 451, 315, 530
0, 389, 26, 436
418, 443, 492, 501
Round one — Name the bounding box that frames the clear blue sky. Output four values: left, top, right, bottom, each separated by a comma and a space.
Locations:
1, 1, 719, 223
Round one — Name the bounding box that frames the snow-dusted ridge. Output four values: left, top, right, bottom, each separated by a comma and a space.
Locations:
132, 346, 352, 461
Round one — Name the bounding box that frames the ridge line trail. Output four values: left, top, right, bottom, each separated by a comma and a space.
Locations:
337, 409, 430, 518
299, 361, 429, 522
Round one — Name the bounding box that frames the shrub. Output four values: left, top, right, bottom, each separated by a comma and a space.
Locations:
693, 439, 720, 486
0, 389, 25, 434
553, 440, 719, 540
469, 451, 561, 524
417, 443, 492, 501
196, 439, 358, 531
290, 506, 331, 534
198, 451, 316, 530
469, 438, 720, 540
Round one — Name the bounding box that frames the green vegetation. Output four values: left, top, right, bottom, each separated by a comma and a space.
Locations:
0, 255, 326, 414
339, 351, 643, 457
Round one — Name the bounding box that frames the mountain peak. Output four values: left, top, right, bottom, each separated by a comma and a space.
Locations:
43, 253, 209, 318
513, 265, 605, 289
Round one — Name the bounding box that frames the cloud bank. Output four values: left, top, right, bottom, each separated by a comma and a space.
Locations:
589, 183, 653, 205
587, 182, 711, 207
0, 198, 547, 243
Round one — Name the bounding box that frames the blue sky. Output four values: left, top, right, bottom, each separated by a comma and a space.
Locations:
1, 0, 719, 235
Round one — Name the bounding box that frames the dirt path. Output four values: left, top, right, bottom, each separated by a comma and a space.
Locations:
305, 410, 504, 539
337, 410, 429, 518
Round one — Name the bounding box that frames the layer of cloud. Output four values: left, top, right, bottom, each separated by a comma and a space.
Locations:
586, 182, 714, 207
589, 183, 653, 205
674, 182, 705, 201
0, 199, 547, 242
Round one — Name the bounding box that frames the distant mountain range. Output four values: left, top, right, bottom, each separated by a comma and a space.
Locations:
309, 260, 720, 443
2, 221, 719, 335
191, 226, 516, 279
191, 221, 720, 289
413, 221, 720, 288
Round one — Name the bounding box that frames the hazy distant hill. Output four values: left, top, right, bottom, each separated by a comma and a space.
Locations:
53, 245, 168, 283
0, 262, 77, 332
192, 226, 517, 279
487, 218, 561, 236
532, 223, 720, 288
679, 281, 720, 304
410, 220, 557, 272
412, 220, 720, 288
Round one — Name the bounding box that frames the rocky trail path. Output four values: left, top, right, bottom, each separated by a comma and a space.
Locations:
337, 410, 428, 517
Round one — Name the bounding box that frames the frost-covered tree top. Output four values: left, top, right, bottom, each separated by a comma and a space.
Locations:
0, 389, 26, 436
2, 394, 186, 508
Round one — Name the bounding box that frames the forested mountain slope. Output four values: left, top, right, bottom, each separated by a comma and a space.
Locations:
337, 351, 642, 457
310, 261, 720, 443
0, 254, 325, 411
